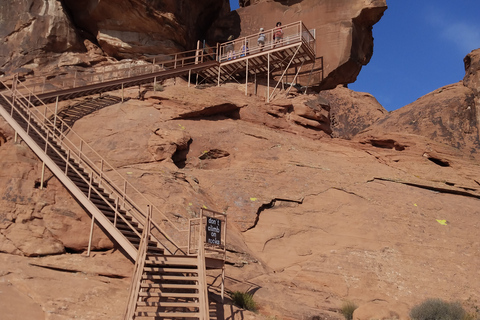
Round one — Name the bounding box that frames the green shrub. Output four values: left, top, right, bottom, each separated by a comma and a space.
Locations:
153, 83, 164, 92
340, 300, 358, 320
231, 291, 257, 312
410, 298, 465, 320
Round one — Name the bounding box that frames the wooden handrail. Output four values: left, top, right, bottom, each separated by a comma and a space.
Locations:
217, 21, 315, 62
123, 207, 152, 320
3, 78, 189, 254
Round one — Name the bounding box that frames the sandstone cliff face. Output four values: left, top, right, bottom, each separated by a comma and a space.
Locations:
356, 48, 480, 158
0, 0, 384, 92
2, 79, 480, 319
62, 0, 228, 59
0, 0, 228, 73
0, 0, 84, 73
210, 0, 387, 89
319, 85, 387, 139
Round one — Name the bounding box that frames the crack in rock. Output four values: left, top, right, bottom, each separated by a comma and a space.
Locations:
246, 198, 304, 231
371, 177, 480, 199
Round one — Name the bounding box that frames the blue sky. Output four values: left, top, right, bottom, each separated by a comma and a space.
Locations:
229, 1, 480, 111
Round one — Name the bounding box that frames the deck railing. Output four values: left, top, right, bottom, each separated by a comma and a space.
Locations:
14, 48, 211, 97
217, 21, 315, 62
2, 21, 315, 98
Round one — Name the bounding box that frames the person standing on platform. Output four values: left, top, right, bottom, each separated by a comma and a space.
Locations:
257, 28, 266, 51
273, 22, 284, 46
226, 35, 235, 60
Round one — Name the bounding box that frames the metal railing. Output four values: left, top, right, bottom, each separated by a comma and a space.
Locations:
1, 77, 190, 255
13, 48, 214, 98
217, 21, 315, 62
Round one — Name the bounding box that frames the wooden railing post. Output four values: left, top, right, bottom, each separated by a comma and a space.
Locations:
88, 174, 93, 199
87, 216, 96, 257
40, 162, 46, 190
65, 150, 70, 175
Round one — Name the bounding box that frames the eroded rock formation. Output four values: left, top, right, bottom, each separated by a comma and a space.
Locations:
0, 0, 229, 73
0, 0, 85, 74
1, 0, 385, 92
356, 48, 480, 157
209, 0, 387, 89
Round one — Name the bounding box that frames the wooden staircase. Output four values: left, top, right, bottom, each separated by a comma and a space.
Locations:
135, 255, 206, 319
0, 21, 317, 318
124, 211, 210, 320
0, 79, 219, 319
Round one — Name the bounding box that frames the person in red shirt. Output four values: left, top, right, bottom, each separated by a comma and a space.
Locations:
273, 22, 284, 46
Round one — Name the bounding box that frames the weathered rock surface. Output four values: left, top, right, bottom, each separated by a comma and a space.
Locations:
210, 0, 387, 89
356, 81, 480, 156
3, 72, 480, 319
0, 142, 114, 257
0, 0, 85, 73
62, 0, 228, 59
354, 48, 480, 157
3, 29, 480, 320
0, 0, 229, 72
1, 0, 385, 94
319, 85, 387, 139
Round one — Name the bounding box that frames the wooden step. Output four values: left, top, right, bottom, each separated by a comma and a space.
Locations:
135, 312, 200, 319
142, 275, 199, 281
143, 267, 198, 273
146, 256, 197, 266
136, 301, 199, 308
138, 292, 199, 299
140, 283, 198, 290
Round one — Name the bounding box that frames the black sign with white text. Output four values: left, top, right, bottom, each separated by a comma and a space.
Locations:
206, 217, 222, 246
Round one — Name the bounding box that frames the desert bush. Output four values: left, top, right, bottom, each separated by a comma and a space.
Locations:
410, 298, 465, 320
153, 83, 164, 91
231, 291, 257, 312
340, 300, 358, 320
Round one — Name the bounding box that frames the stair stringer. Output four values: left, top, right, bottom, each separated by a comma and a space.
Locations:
0, 93, 138, 260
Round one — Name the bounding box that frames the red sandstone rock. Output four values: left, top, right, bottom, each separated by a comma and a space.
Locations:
210, 0, 387, 89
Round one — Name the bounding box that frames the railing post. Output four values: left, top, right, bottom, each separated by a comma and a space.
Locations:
99, 160, 104, 186
26, 112, 31, 135
267, 52, 270, 102
44, 132, 49, 153
78, 140, 83, 160
114, 197, 119, 227
40, 162, 46, 190
87, 216, 95, 257
88, 174, 93, 199
53, 96, 59, 133
245, 58, 249, 96
123, 180, 127, 205
65, 150, 70, 175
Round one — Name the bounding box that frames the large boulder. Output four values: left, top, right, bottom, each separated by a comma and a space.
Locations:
62, 0, 228, 59
351, 49, 480, 158
319, 85, 387, 139
0, 0, 229, 72
0, 141, 114, 256
209, 0, 387, 89
0, 0, 85, 74
463, 48, 480, 94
